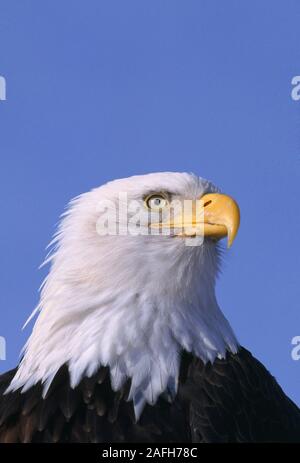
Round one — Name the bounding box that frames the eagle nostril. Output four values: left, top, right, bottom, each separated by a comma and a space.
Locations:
203, 200, 212, 208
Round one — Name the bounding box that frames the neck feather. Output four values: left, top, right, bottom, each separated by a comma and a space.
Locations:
8, 237, 238, 420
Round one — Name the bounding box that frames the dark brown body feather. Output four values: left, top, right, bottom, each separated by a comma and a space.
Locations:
0, 347, 299, 443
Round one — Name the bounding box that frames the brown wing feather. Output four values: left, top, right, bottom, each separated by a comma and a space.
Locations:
0, 365, 189, 442
184, 347, 300, 442
0, 347, 299, 442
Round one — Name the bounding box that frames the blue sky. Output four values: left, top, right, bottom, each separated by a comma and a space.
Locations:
0, 1, 300, 404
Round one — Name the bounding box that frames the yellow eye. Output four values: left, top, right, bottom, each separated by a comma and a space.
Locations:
145, 194, 168, 210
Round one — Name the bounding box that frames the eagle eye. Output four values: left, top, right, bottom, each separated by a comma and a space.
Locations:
145, 193, 169, 211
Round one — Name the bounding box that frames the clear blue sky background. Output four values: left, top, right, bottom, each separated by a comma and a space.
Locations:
0, 1, 300, 405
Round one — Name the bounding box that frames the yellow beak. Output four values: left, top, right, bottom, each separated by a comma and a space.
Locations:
199, 193, 240, 248
150, 193, 240, 248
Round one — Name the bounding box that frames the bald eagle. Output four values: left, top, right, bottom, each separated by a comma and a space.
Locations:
0, 172, 299, 443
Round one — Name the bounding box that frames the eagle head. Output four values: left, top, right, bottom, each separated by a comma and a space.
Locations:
8, 172, 240, 419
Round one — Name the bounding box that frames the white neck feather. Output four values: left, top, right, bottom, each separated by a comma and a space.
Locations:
7, 182, 238, 419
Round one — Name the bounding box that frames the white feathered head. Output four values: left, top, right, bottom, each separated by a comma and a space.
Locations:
9, 172, 240, 419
